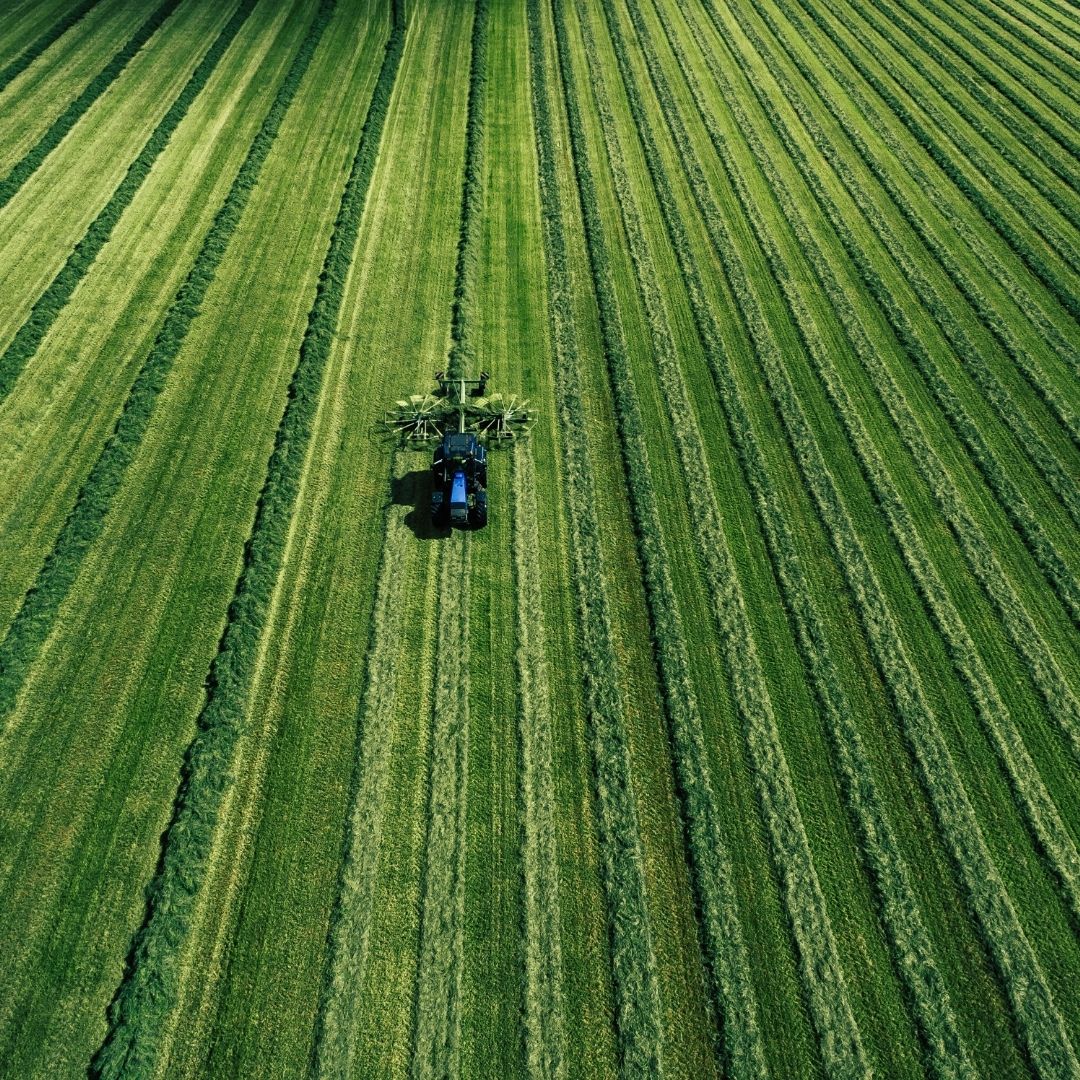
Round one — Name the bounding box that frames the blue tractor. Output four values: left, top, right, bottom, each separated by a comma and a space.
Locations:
385, 372, 533, 530
431, 431, 487, 527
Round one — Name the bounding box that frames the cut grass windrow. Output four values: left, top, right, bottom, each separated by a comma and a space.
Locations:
446, 0, 487, 380
0, 0, 257, 405
611, 4, 974, 1077
512, 445, 567, 1080
686, 0, 1080, 625
960, 0, 1080, 81
594, 3, 870, 1075
561, 3, 772, 1075
90, 6, 407, 1075
0, 0, 101, 96
634, 2, 1079, 1068
315, 460, 414, 1080
527, 1, 664, 1071
781, 0, 1080, 346
0, 0, 182, 210
672, 0, 1080, 931
734, 0, 1080, 479
0, 1, 342, 731
413, 536, 471, 1080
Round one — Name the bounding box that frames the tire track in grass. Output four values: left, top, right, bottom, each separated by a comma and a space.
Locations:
526, 1, 664, 1071
671, 0, 1080, 935
512, 444, 567, 1080
0, 0, 257, 405
626, 9, 978, 1077
0, 0, 182, 209
729, 0, 1080, 488
587, 2, 866, 1075
315, 456, 416, 1080
413, 535, 472, 1080
0, 0, 101, 96
0, 0, 330, 731
628, 0, 1078, 1068
89, 3, 407, 1073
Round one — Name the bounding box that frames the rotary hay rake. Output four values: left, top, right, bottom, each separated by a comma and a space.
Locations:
384, 372, 535, 443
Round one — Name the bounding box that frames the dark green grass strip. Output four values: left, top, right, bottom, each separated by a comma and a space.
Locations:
877, 0, 1080, 181
0, 0, 257, 404
740, 0, 1080, 466
0, 0, 183, 209
412, 537, 472, 1080
91, 6, 405, 1075
0, 0, 326, 730
786, 0, 1080, 328
526, 0, 665, 1072
314, 461, 419, 1080
0, 0, 102, 95
592, 2, 869, 1075
969, 0, 1080, 68
831, 0, 1080, 264
446, 0, 487, 380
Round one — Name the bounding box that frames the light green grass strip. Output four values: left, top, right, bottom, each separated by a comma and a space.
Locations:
87, 3, 408, 1074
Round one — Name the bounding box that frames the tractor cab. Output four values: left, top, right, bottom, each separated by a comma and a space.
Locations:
431, 432, 487, 527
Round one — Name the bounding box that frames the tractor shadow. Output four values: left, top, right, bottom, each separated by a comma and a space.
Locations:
391, 468, 449, 540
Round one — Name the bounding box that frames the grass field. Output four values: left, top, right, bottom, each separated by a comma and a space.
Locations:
0, 0, 1077, 1075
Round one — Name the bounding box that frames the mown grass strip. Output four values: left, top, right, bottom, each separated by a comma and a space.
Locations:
315, 460, 414, 1079
0, 0, 257, 405
413, 536, 472, 1080
674, 0, 1080, 936
526, 1, 664, 1071
876, 0, 1080, 183
0, 0, 182, 209
964, 0, 1080, 73
512, 445, 567, 1080
737, 0, 1080, 470
446, 0, 487, 380
0, 0, 101, 96
696, 0, 1080, 738
0, 3, 338, 729
593, 3, 871, 1075
89, 5, 407, 1075
637, 13, 979, 1078
641, 0, 1078, 1067
708, 0, 1080, 534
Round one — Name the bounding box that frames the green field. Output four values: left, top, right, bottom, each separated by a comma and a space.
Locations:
0, 0, 1077, 1075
